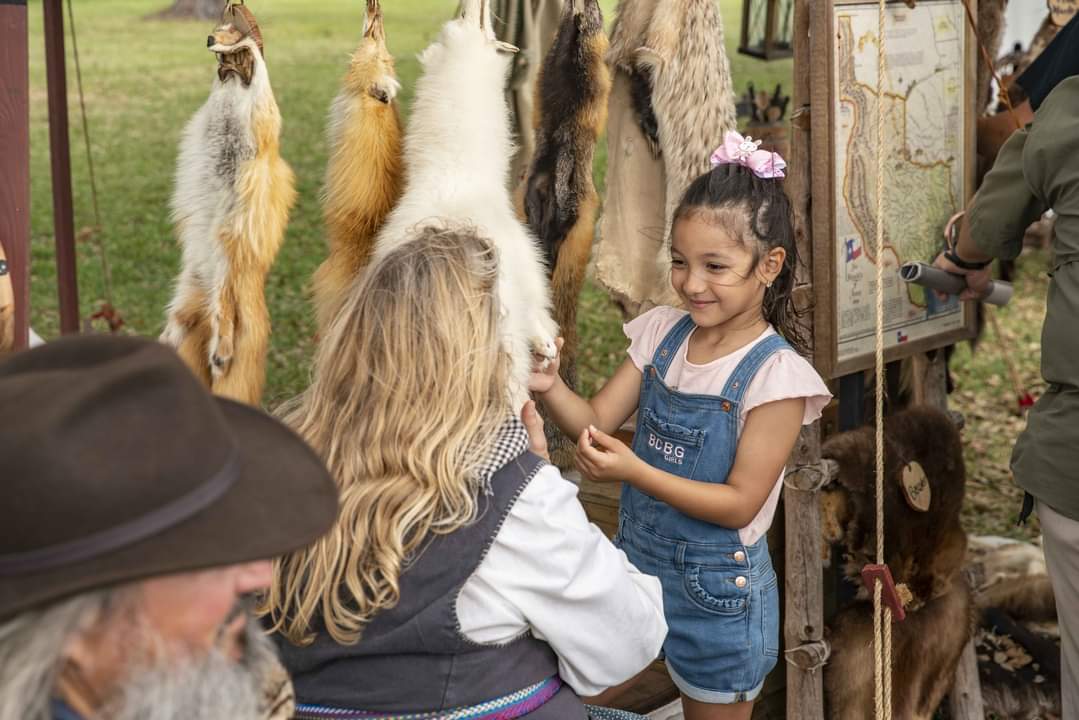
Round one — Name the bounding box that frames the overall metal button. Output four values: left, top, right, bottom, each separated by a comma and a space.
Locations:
733, 550, 746, 563
735, 576, 748, 588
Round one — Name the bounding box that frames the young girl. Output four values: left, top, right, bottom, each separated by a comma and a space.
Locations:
533, 132, 832, 720
262, 226, 666, 719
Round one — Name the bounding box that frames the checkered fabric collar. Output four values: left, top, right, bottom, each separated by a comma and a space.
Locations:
474, 416, 530, 493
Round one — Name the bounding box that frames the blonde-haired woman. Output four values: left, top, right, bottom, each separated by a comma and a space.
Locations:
263, 225, 666, 719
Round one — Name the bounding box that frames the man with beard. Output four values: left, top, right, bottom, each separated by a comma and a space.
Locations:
0, 335, 339, 720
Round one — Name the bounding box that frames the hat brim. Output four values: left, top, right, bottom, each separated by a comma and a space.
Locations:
0, 399, 338, 619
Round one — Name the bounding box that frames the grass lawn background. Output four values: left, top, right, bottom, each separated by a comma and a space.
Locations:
27, 0, 1041, 540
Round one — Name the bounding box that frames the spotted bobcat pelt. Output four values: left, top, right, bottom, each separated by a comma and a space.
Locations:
311, 0, 404, 333
607, 0, 738, 307
162, 8, 296, 405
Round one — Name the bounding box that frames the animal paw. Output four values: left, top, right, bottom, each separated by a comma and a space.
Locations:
209, 334, 234, 378
530, 334, 559, 370
160, 322, 184, 348
368, 75, 401, 104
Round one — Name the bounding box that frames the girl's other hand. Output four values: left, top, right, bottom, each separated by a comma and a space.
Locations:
575, 425, 639, 484
528, 337, 564, 394
521, 400, 550, 462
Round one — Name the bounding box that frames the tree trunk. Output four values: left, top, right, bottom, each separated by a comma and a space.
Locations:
151, 0, 222, 21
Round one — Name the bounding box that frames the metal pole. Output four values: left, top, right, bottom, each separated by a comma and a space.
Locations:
0, 0, 30, 350
43, 0, 80, 335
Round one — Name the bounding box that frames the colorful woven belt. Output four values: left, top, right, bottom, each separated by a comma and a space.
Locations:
294, 674, 563, 719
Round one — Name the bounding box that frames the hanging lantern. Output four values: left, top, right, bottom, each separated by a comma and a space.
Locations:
738, 0, 794, 60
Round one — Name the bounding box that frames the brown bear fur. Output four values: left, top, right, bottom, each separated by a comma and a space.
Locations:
821, 406, 974, 718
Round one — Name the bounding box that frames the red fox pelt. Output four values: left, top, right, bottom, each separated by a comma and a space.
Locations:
515, 0, 610, 462
370, 0, 558, 406
161, 8, 295, 406
311, 0, 404, 333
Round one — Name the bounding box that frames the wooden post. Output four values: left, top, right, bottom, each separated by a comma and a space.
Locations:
911, 351, 948, 409
949, 641, 985, 719
783, 429, 827, 720
0, 0, 30, 351
43, 0, 80, 335
783, 0, 827, 716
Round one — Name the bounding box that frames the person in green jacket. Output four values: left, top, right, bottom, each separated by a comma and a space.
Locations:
934, 73, 1079, 716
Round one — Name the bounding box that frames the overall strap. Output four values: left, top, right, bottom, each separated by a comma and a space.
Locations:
650, 314, 697, 379
719, 334, 792, 402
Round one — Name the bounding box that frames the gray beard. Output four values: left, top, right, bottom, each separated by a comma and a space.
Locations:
104, 619, 280, 720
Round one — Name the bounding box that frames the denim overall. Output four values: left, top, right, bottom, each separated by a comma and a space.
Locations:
616, 315, 786, 703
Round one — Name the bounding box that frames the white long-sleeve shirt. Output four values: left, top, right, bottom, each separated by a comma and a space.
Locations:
455, 464, 667, 697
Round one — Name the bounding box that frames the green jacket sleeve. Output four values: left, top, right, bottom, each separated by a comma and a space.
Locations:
967, 126, 1043, 261
969, 75, 1079, 261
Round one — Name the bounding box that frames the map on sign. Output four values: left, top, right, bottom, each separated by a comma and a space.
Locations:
833, 0, 968, 364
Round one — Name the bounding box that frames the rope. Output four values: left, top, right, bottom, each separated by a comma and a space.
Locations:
66, 0, 113, 306
872, 0, 893, 716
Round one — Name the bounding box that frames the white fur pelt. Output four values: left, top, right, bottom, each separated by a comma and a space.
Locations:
162, 31, 295, 405
370, 0, 558, 405
604, 0, 738, 309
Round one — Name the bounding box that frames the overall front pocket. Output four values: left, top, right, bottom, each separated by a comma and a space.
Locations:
684, 564, 751, 616
637, 409, 705, 479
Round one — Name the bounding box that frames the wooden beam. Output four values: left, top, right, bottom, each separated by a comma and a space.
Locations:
783, 0, 827, 717
0, 0, 29, 351
43, 0, 79, 335
948, 641, 985, 719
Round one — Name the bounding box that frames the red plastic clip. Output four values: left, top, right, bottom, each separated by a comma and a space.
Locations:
860, 564, 906, 622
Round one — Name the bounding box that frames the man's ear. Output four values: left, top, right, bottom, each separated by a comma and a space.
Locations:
758, 246, 786, 284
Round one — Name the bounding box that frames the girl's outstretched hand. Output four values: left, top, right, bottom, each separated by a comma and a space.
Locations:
575, 425, 640, 484
528, 337, 564, 394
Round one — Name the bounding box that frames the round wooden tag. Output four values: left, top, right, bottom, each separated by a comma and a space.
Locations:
901, 461, 931, 512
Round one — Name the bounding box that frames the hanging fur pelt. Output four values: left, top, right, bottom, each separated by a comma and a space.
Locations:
976, 0, 1008, 114
515, 0, 611, 464
820, 406, 968, 610
370, 0, 559, 405
820, 406, 975, 718
311, 0, 404, 333
599, 0, 738, 310
826, 572, 976, 719
161, 6, 295, 405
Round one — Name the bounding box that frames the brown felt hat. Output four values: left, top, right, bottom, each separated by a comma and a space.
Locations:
0, 335, 338, 620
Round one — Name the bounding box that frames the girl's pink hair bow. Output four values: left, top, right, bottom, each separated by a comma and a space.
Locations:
709, 130, 786, 179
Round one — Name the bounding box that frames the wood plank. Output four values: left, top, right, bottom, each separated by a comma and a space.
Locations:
0, 0, 29, 351
785, 0, 826, 717
948, 640, 985, 719
43, 0, 79, 334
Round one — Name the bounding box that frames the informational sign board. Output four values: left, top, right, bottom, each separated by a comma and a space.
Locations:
810, 0, 977, 378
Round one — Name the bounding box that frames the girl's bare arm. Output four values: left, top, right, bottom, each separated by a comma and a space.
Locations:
536, 357, 643, 439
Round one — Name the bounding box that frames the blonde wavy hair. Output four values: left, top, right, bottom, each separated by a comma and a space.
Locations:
262, 225, 513, 645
